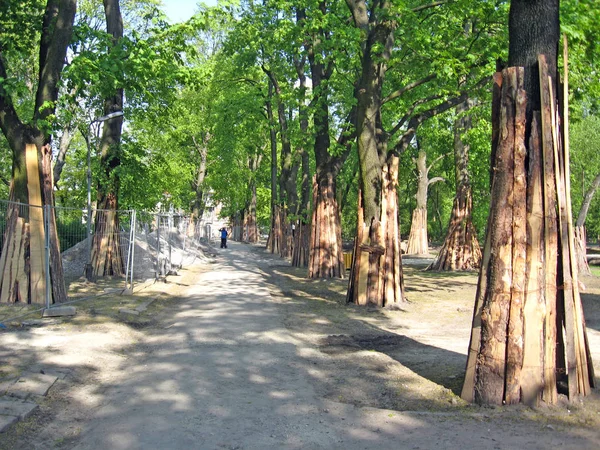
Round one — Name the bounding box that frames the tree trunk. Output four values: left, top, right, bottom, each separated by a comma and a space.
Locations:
292, 136, 310, 267
0, 143, 67, 305
462, 3, 594, 404
406, 151, 430, 255
292, 51, 311, 267
346, 0, 405, 306
406, 208, 428, 255
574, 226, 590, 276
53, 124, 74, 188
191, 134, 208, 222
245, 182, 258, 243
0, 0, 76, 305
266, 81, 281, 254
91, 0, 125, 278
309, 173, 344, 278
429, 100, 482, 270
91, 194, 124, 276
291, 123, 311, 267
347, 155, 404, 307
304, 4, 349, 279
263, 69, 298, 260
574, 173, 600, 275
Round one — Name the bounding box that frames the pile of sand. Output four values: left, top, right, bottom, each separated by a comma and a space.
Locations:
61, 228, 213, 281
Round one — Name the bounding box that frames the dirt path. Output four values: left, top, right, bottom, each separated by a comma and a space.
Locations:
1, 241, 599, 449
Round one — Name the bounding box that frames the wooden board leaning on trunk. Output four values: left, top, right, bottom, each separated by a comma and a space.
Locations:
26, 144, 47, 305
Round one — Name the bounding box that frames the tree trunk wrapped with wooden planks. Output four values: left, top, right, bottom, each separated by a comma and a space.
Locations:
462, 58, 595, 406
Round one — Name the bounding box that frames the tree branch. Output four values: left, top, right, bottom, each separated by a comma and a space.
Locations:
382, 74, 437, 105
34, 0, 77, 125
388, 94, 443, 137
391, 75, 491, 156
331, 106, 358, 176
426, 151, 449, 175
412, 1, 447, 13
428, 176, 445, 187
345, 0, 369, 32
393, 94, 468, 156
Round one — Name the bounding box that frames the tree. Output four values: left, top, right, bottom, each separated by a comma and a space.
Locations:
345, 1, 497, 307
0, 0, 76, 304
299, 3, 354, 279
429, 99, 482, 270
574, 172, 600, 275
89, 0, 126, 278
405, 146, 445, 255
462, 0, 594, 406
291, 48, 311, 267
570, 115, 600, 275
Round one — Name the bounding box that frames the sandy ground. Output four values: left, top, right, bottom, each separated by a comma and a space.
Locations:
0, 241, 599, 449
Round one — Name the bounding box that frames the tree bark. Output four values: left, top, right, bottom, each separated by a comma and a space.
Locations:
406, 150, 444, 255
309, 172, 344, 278
429, 100, 482, 270
0, 0, 76, 304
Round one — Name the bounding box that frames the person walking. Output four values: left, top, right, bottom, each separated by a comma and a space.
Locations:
220, 227, 228, 248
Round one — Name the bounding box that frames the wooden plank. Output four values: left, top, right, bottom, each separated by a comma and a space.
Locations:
0, 212, 11, 283
0, 205, 17, 301
505, 68, 527, 404
521, 113, 546, 406
461, 75, 501, 403
461, 189, 492, 402
549, 79, 578, 400
357, 228, 369, 306
25, 144, 46, 305
476, 67, 516, 404
538, 55, 559, 405
42, 144, 67, 304
16, 219, 28, 303
465, 68, 516, 404
0, 215, 19, 303
347, 188, 365, 304
562, 35, 593, 395
13, 218, 26, 302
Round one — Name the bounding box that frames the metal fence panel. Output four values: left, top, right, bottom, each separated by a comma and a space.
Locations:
0, 199, 205, 306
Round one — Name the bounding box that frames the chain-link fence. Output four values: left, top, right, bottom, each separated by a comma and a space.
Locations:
0, 199, 206, 306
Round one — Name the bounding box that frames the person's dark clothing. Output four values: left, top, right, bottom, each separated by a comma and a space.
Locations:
220, 229, 228, 248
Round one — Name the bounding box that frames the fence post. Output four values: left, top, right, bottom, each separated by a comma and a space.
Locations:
44, 204, 51, 309
130, 210, 136, 290
125, 210, 133, 290
168, 206, 173, 273
156, 212, 161, 278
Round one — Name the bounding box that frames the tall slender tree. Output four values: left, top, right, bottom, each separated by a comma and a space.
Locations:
90, 0, 125, 278
429, 100, 482, 270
